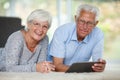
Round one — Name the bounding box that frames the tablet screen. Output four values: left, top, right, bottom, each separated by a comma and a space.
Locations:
66, 62, 99, 73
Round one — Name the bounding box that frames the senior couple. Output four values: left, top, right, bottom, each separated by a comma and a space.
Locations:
0, 4, 106, 72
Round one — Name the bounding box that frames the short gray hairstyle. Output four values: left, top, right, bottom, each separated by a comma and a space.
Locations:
76, 4, 100, 21
27, 9, 52, 28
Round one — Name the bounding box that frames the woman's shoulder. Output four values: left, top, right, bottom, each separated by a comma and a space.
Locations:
40, 35, 48, 45
8, 30, 23, 39
4, 30, 24, 53
7, 30, 24, 43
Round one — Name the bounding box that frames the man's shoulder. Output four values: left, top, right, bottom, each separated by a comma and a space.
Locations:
55, 22, 75, 33
93, 27, 103, 34
91, 27, 104, 38
57, 22, 75, 30
52, 23, 75, 41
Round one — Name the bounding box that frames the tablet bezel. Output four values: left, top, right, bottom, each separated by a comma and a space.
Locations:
66, 62, 100, 73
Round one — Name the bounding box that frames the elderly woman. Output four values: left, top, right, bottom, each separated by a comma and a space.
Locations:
1, 9, 55, 72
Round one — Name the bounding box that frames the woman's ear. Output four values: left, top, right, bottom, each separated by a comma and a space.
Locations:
25, 22, 31, 31
27, 22, 31, 29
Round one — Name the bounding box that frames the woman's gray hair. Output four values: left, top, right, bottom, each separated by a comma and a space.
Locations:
76, 4, 100, 21
27, 9, 52, 28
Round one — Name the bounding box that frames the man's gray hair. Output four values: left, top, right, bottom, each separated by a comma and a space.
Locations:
76, 4, 100, 21
27, 9, 52, 28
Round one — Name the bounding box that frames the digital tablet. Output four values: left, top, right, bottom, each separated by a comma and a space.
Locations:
66, 62, 100, 73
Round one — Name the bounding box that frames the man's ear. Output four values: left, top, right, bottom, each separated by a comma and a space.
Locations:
74, 15, 77, 22
95, 21, 99, 25
94, 21, 99, 27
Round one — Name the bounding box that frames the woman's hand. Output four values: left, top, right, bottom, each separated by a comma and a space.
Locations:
36, 61, 55, 73
92, 59, 106, 72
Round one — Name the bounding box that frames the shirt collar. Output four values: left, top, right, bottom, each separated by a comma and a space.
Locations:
83, 35, 89, 43
71, 26, 77, 41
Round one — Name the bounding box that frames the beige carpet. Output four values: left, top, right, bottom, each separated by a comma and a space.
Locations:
0, 63, 120, 80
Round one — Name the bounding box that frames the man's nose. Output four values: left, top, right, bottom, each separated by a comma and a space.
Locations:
83, 22, 88, 29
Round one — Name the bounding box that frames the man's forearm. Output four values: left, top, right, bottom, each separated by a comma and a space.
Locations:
55, 64, 69, 72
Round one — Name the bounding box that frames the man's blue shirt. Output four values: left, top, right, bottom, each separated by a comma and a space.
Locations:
48, 23, 104, 66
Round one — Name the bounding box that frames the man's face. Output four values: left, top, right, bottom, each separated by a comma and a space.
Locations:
75, 10, 98, 41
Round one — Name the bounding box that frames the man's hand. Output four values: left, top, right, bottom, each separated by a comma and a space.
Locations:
92, 59, 106, 72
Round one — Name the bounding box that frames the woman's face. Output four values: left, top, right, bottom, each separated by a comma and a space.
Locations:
27, 20, 49, 42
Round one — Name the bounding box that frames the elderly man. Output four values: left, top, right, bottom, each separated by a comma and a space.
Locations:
48, 4, 106, 72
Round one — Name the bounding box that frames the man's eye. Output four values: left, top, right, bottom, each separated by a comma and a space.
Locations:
87, 22, 93, 25
79, 20, 85, 23
43, 26, 48, 29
